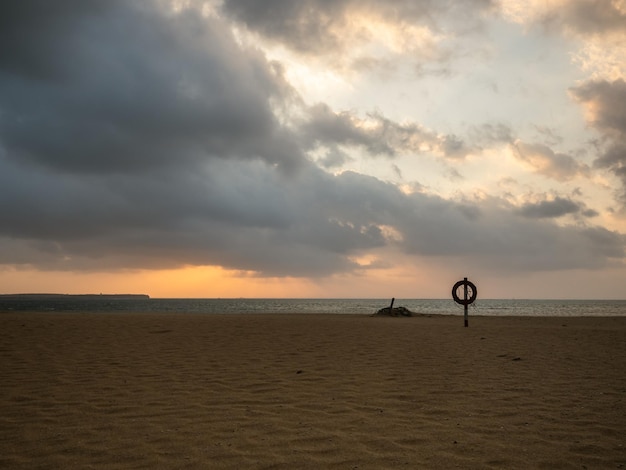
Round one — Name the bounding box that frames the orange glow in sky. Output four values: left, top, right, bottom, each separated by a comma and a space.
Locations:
1, 266, 313, 298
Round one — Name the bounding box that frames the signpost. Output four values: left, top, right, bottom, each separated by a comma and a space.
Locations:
452, 277, 477, 327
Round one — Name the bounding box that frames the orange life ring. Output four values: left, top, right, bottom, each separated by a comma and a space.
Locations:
452, 279, 477, 306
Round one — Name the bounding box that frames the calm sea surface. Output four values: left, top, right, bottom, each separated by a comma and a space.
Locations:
1, 298, 625, 316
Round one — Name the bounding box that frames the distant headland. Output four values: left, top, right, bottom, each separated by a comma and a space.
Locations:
0, 293, 150, 300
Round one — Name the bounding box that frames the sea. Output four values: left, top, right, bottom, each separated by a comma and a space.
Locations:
1, 297, 625, 317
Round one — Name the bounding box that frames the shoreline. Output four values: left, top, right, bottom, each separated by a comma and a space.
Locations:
2, 310, 626, 319
2, 298, 625, 317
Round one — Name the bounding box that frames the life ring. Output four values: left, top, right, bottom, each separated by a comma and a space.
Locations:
452, 279, 477, 306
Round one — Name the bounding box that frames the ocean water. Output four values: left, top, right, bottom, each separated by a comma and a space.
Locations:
1, 297, 626, 316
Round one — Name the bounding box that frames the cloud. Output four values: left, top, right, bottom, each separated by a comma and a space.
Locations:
571, 79, 626, 136
1, 145, 622, 277
501, 0, 626, 81
541, 0, 626, 36
393, 192, 624, 271
570, 79, 626, 206
515, 197, 593, 219
220, 0, 495, 74
511, 140, 591, 181
502, 0, 626, 209
501, 0, 626, 36
0, 157, 379, 276
315, 146, 354, 169
221, 0, 491, 50
0, 0, 303, 174
470, 122, 515, 147
301, 104, 473, 159
0, 0, 624, 283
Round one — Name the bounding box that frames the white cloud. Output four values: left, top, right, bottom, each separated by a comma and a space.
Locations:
512, 140, 591, 181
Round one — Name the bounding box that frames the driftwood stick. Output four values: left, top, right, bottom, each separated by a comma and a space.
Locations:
389, 297, 395, 311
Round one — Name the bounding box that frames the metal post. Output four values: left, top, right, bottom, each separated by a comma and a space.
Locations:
463, 277, 469, 327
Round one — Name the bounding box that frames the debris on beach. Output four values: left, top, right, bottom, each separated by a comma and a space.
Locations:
374, 298, 414, 316
374, 305, 414, 317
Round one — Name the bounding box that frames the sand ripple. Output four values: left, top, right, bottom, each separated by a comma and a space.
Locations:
1, 313, 625, 469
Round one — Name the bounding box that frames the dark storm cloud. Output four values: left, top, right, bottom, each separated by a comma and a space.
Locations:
0, 0, 303, 174
0, 1, 116, 80
0, 151, 387, 276
1, 154, 623, 274
570, 79, 626, 206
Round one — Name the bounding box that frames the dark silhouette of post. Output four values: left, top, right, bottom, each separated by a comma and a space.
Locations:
463, 277, 469, 327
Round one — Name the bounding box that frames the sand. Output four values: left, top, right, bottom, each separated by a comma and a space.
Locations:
1, 312, 625, 469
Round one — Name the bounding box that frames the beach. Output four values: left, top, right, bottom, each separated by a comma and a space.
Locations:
1, 313, 625, 469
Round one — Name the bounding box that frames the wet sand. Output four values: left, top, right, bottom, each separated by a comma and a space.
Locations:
1, 313, 625, 469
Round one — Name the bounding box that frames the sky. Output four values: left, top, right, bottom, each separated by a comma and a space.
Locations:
1, 0, 626, 299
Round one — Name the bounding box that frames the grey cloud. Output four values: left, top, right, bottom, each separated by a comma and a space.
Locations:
571, 79, 626, 134
512, 140, 590, 181
396, 194, 624, 271
582, 208, 600, 218
391, 164, 403, 179
0, 1, 118, 80
0, 0, 303, 174
440, 135, 468, 159
302, 104, 393, 155
581, 226, 626, 259
302, 104, 473, 159
317, 146, 354, 169
533, 125, 564, 146
539, 0, 626, 37
0, 155, 389, 275
220, 1, 346, 54
571, 79, 626, 206
220, 0, 495, 59
516, 197, 584, 219
444, 167, 464, 181
470, 122, 514, 147
597, 141, 626, 171
1, 153, 623, 275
